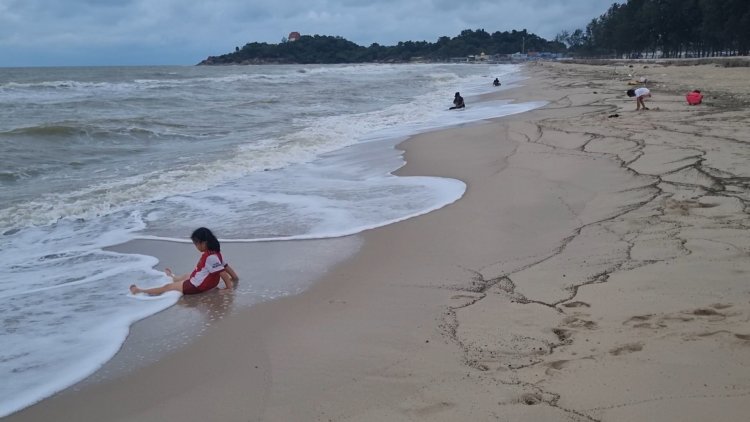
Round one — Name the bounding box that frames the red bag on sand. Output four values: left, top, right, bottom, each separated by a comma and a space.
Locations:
686, 90, 703, 105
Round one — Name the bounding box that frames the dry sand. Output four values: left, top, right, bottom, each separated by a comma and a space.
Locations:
7, 61, 750, 421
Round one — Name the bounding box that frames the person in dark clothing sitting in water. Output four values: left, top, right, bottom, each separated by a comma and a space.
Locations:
450, 92, 465, 110
493, 78, 501, 86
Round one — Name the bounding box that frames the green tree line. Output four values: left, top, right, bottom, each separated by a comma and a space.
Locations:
557, 0, 750, 58
200, 29, 566, 65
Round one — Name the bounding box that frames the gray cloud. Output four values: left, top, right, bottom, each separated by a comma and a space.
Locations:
0, 0, 616, 66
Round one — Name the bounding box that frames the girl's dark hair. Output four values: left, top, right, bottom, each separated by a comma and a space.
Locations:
191, 227, 220, 252
626, 89, 636, 97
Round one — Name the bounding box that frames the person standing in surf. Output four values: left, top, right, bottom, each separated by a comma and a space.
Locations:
130, 227, 239, 296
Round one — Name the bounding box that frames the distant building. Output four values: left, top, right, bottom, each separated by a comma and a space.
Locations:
538, 52, 563, 59
288, 32, 301, 42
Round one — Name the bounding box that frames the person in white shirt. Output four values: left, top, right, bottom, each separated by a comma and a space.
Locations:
626, 87, 651, 111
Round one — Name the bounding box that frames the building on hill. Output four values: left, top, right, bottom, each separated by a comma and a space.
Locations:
288, 32, 301, 42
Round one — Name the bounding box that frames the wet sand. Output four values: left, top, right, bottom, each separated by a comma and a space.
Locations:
7, 61, 750, 421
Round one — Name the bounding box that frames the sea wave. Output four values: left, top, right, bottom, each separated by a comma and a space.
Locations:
0, 120, 192, 140
0, 172, 21, 182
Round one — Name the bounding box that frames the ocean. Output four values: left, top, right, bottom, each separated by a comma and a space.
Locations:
0, 63, 544, 416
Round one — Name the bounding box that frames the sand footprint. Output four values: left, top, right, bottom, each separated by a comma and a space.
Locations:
689, 308, 727, 321
623, 314, 658, 329
562, 316, 598, 329
519, 393, 543, 405
609, 342, 644, 356
694, 331, 750, 344
450, 294, 478, 300
552, 328, 573, 343
406, 401, 456, 417
547, 360, 568, 370
692, 308, 722, 316
624, 314, 653, 324
544, 360, 570, 376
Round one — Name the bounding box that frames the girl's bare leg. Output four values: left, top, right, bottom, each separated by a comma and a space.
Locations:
130, 280, 184, 296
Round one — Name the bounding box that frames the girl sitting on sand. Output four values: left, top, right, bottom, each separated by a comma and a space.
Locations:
130, 227, 239, 296
449, 92, 465, 110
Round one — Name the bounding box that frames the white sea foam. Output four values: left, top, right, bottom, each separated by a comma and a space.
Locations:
0, 213, 180, 418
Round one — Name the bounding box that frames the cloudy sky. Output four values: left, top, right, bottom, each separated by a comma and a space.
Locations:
0, 0, 616, 67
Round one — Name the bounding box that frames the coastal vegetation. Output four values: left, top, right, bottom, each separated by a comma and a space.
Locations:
557, 0, 750, 58
199, 29, 565, 65
201, 0, 749, 65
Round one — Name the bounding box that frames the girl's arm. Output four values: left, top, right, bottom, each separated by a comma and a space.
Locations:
220, 264, 239, 289
224, 264, 239, 281
165, 268, 190, 283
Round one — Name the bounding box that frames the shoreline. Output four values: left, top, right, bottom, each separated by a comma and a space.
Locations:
7, 61, 750, 421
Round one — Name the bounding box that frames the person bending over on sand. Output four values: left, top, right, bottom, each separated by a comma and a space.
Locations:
627, 87, 651, 111
450, 92, 465, 110
130, 227, 239, 296
493, 78, 501, 87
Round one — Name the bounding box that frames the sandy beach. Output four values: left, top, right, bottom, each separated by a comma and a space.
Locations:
7, 60, 750, 421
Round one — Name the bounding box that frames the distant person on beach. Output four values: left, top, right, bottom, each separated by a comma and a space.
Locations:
450, 92, 465, 110
493, 78, 501, 87
130, 227, 239, 296
626, 87, 651, 111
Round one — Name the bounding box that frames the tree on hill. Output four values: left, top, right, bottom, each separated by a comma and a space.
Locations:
199, 29, 565, 65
